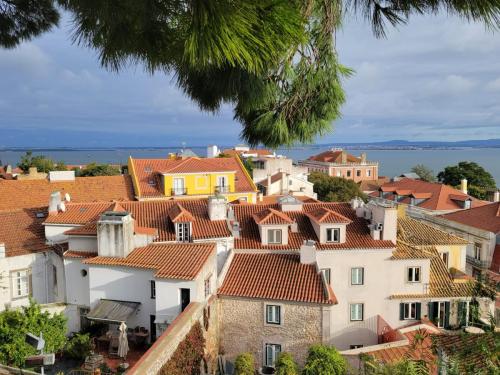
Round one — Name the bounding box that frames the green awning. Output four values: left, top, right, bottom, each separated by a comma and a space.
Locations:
86, 299, 140, 323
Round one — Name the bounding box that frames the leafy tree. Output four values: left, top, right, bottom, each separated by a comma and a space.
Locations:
3, 2, 500, 147
17, 151, 67, 173
76, 163, 121, 177
274, 352, 298, 375
64, 333, 92, 361
234, 352, 255, 375
0, 300, 67, 368
410, 164, 435, 182
437, 161, 496, 199
302, 344, 347, 375
309, 171, 367, 202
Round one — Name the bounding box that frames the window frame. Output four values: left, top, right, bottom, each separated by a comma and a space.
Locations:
350, 303, 364, 321
11, 269, 30, 299
265, 304, 282, 326
407, 266, 421, 283
321, 268, 331, 284
351, 267, 364, 286
326, 227, 340, 243
474, 243, 481, 260
403, 302, 417, 320
150, 280, 156, 299
356, 170, 361, 177
267, 229, 283, 244
366, 169, 372, 177
204, 276, 211, 298
264, 343, 282, 367
176, 222, 191, 242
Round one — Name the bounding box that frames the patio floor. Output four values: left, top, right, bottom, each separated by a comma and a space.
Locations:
96, 346, 149, 372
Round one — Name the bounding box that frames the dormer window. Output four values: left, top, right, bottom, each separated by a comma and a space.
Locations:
168, 203, 195, 242
176, 222, 191, 242
268, 229, 282, 244
326, 228, 340, 243
253, 208, 293, 246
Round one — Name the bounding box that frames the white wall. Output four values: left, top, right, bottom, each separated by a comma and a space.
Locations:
64, 258, 90, 306
68, 237, 98, 251
45, 224, 79, 243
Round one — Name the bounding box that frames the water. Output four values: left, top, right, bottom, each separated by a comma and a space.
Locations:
0, 147, 498, 185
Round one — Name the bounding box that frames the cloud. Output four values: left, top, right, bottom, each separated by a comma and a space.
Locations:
0, 43, 52, 77
486, 77, 500, 92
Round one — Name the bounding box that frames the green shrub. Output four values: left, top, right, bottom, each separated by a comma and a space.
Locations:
302, 344, 347, 375
275, 352, 298, 375
234, 352, 255, 375
64, 333, 92, 360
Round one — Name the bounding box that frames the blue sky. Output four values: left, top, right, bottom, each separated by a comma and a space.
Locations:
0, 11, 500, 147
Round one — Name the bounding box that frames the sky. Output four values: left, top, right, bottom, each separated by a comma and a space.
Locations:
0, 11, 500, 147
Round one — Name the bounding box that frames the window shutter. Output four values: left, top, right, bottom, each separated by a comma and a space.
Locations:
265, 345, 272, 366
399, 303, 405, 320
28, 272, 33, 296
276, 306, 281, 324
428, 302, 434, 321
415, 303, 421, 320
266, 306, 271, 323
444, 302, 450, 329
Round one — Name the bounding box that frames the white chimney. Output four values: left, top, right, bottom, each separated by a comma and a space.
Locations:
208, 196, 227, 221
300, 240, 316, 265
351, 197, 364, 210
207, 145, 219, 158
97, 211, 135, 258
460, 178, 468, 194
369, 203, 397, 243
230, 221, 240, 239
48, 191, 61, 214
0, 243, 5, 258
5, 165, 12, 174
493, 191, 500, 202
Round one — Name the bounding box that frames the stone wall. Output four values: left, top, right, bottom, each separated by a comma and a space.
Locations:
219, 297, 323, 368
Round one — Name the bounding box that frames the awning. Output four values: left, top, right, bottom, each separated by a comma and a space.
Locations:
86, 299, 140, 323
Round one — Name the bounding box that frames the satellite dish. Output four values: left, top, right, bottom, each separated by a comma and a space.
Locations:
65, 193, 71, 202
58, 202, 66, 212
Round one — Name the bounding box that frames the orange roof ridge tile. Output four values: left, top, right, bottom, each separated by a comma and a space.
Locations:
253, 208, 294, 225
306, 207, 352, 224
168, 202, 196, 222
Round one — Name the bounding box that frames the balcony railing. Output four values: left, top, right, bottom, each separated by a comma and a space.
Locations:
466, 255, 490, 269
171, 188, 187, 196
215, 185, 231, 193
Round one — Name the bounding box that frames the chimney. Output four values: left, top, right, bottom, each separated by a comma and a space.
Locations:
257, 192, 263, 202
369, 203, 397, 243
0, 243, 5, 258
290, 221, 298, 233
267, 174, 272, 195
360, 153, 367, 164
208, 196, 227, 220
351, 197, 364, 210
207, 145, 219, 158
494, 190, 500, 202
48, 191, 61, 214
230, 221, 240, 239
97, 211, 135, 258
460, 178, 468, 194
341, 151, 347, 164
300, 240, 316, 265
5, 165, 12, 174
29, 167, 37, 176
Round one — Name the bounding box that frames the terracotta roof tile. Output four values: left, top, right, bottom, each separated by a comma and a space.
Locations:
45, 199, 231, 241
64, 221, 98, 236
64, 250, 97, 258
305, 207, 352, 224
0, 208, 56, 257
222, 149, 273, 157
439, 202, 500, 234
253, 208, 294, 225
218, 253, 335, 304
130, 156, 256, 198
84, 243, 215, 280
371, 178, 486, 211
307, 150, 361, 163
0, 176, 134, 210
168, 203, 196, 223
398, 217, 469, 246
234, 202, 395, 251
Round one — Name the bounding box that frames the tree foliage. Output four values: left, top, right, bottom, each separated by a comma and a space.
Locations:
76, 163, 121, 177
0, 300, 67, 368
161, 321, 205, 375
3, 2, 500, 146
410, 164, 435, 182
234, 352, 255, 375
309, 171, 367, 202
17, 151, 67, 173
64, 333, 92, 361
302, 344, 347, 375
274, 352, 298, 375
437, 161, 496, 199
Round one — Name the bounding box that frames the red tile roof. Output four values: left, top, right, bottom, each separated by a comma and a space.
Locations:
305, 207, 352, 224
168, 203, 196, 223
439, 202, 500, 234
307, 150, 361, 163
130, 156, 256, 198
64, 250, 97, 259
45, 200, 231, 241
64, 221, 98, 235
490, 244, 500, 273
233, 202, 395, 250
218, 253, 335, 304
84, 243, 215, 280
0, 208, 53, 257
253, 208, 294, 225
371, 178, 486, 211
222, 149, 273, 157
0, 176, 134, 210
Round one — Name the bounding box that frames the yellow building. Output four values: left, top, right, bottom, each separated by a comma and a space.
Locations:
128, 155, 258, 203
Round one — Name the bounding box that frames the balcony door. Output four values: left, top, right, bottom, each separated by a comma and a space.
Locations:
173, 178, 185, 195
217, 176, 228, 193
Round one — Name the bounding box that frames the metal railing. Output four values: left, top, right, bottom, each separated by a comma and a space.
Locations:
215, 185, 231, 193
466, 255, 490, 269
171, 188, 188, 196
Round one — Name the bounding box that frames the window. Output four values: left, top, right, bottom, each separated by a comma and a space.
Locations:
266, 305, 281, 325
268, 229, 282, 244
407, 267, 421, 283
52, 265, 58, 294
402, 302, 418, 320
346, 170, 352, 177
356, 170, 361, 177
336, 171, 341, 177
81, 269, 88, 277
204, 276, 211, 298
474, 243, 481, 260
350, 345, 363, 349
326, 228, 340, 243
176, 222, 190, 242
11, 269, 30, 298
238, 197, 248, 202
321, 268, 331, 284
367, 170, 372, 177
350, 303, 364, 321
150, 280, 156, 299
351, 268, 364, 285
441, 252, 449, 268
264, 344, 281, 367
